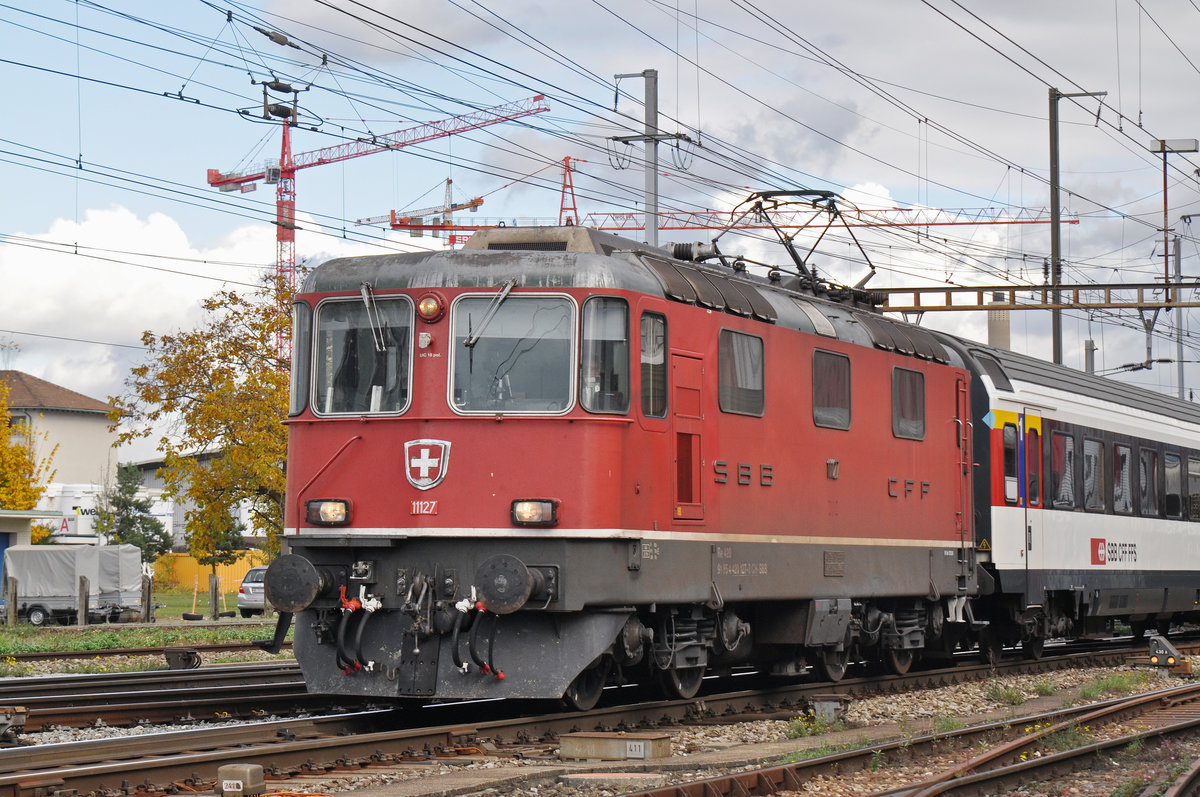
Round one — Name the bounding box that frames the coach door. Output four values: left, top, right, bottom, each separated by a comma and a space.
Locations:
672, 352, 704, 521
1022, 411, 1045, 598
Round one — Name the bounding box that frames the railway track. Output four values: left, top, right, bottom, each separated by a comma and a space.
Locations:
6, 640, 1145, 733
3, 662, 380, 731
0, 644, 1171, 796
3, 640, 292, 662
622, 673, 1200, 796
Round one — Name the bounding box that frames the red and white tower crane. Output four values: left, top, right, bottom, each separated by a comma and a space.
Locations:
355, 178, 484, 246
205, 94, 551, 293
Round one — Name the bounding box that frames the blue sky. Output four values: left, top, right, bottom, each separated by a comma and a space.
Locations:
5, 0, 1200, 457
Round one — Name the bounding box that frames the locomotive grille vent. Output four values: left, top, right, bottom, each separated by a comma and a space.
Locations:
487, 241, 568, 251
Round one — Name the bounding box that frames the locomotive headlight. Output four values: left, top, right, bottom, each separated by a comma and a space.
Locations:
416, 293, 445, 322
511, 499, 558, 527
306, 499, 350, 526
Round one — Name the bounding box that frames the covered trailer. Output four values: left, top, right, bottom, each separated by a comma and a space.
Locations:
98, 545, 143, 609
1, 544, 142, 625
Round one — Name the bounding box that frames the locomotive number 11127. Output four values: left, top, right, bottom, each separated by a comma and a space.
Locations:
411, 500, 439, 515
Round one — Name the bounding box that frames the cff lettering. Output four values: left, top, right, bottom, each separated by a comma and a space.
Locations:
1090, 537, 1136, 565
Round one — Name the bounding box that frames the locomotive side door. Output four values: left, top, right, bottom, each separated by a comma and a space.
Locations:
671, 352, 705, 521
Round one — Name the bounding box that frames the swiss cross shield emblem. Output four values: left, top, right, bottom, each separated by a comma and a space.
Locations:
405, 439, 450, 491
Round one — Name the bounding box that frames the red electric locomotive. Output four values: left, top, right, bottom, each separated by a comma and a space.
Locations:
264, 211, 992, 708
264, 197, 1200, 708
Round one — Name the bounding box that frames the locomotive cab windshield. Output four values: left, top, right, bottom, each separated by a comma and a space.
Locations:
311, 297, 413, 415
451, 293, 573, 413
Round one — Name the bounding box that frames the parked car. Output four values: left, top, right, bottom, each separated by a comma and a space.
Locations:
237, 566, 268, 618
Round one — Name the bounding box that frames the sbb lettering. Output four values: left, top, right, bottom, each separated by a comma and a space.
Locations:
713, 461, 773, 487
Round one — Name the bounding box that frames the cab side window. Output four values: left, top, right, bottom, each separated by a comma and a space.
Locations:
718, 329, 764, 416
581, 297, 630, 414
640, 312, 667, 417
813, 350, 851, 430
892, 368, 925, 440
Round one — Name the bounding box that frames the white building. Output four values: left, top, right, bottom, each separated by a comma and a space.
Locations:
2, 370, 118, 550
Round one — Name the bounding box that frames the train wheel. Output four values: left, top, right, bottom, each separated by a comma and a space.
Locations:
815, 647, 850, 682
563, 657, 610, 711
1021, 635, 1045, 660
657, 666, 705, 700
884, 647, 914, 676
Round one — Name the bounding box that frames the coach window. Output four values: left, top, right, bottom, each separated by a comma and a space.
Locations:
1050, 432, 1075, 509
314, 297, 412, 415
718, 329, 764, 416
1082, 439, 1105, 512
892, 368, 925, 440
813, 350, 851, 429
640, 312, 667, 417
1001, 424, 1019, 503
1189, 457, 1200, 520
580, 297, 630, 414
290, 301, 312, 415
1140, 448, 1160, 516
1027, 428, 1041, 506
1112, 444, 1132, 514
451, 294, 573, 413
1165, 453, 1183, 518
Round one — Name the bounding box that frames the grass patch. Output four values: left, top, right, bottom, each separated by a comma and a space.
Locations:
1032, 679, 1057, 697
786, 711, 845, 738
933, 715, 965, 734
985, 682, 1026, 706
0, 621, 289, 655
1078, 671, 1152, 701
772, 742, 848, 764
1042, 723, 1092, 751
1110, 775, 1154, 797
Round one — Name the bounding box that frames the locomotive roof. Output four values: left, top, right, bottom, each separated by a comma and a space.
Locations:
304, 226, 664, 295
306, 226, 949, 364
307, 226, 1199, 420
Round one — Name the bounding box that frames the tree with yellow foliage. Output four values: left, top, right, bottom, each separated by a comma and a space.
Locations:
110, 275, 289, 564
0, 376, 56, 510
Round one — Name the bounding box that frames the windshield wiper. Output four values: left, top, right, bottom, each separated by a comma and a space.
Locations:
465, 278, 517, 348
360, 281, 387, 352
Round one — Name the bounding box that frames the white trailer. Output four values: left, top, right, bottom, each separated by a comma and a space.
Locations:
1, 544, 143, 625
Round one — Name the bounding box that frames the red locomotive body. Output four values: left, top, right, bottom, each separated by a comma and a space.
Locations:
267, 225, 990, 706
